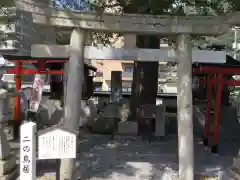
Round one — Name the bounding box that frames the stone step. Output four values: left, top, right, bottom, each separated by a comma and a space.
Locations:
229, 168, 240, 180
232, 157, 240, 173
219, 168, 240, 180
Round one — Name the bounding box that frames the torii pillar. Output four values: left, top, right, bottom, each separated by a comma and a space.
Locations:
176, 34, 194, 180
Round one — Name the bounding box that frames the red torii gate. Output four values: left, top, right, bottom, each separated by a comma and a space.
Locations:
193, 64, 240, 153
2, 54, 96, 138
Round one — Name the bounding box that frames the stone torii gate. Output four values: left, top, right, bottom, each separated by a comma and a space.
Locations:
18, 3, 240, 180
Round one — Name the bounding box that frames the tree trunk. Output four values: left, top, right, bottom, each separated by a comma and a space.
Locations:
129, 35, 159, 133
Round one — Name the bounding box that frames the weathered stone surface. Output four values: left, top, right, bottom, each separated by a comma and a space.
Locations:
118, 121, 138, 135
218, 169, 239, 180
0, 155, 16, 175
119, 103, 130, 122
232, 157, 240, 173
88, 117, 117, 134
0, 167, 18, 180
87, 103, 121, 134
0, 96, 11, 123
0, 128, 11, 160
155, 105, 166, 137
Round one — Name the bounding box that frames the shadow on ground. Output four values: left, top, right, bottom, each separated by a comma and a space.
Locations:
9, 129, 240, 179
32, 132, 240, 179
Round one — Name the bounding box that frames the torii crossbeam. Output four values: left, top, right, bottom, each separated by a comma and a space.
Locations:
31, 44, 226, 63
15, 3, 240, 35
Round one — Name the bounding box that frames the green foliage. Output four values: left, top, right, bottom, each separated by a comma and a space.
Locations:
182, 0, 232, 15
90, 0, 240, 48
90, 0, 179, 46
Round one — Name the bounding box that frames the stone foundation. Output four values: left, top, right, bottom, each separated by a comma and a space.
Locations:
218, 158, 240, 180
118, 121, 138, 135
0, 127, 17, 180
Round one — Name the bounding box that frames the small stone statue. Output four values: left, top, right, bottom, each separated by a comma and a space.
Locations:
0, 73, 28, 123
111, 88, 122, 104
0, 74, 11, 123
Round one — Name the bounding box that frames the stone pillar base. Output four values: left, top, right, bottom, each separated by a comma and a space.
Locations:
233, 157, 240, 173
0, 154, 17, 180
0, 167, 18, 180
218, 158, 240, 180
218, 168, 240, 180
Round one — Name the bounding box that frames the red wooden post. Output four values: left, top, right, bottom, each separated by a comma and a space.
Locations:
203, 74, 213, 146
212, 72, 223, 153
12, 61, 22, 139
14, 61, 21, 121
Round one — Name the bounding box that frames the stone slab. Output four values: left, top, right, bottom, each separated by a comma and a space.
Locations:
0, 128, 11, 160
118, 121, 138, 135
218, 169, 239, 180
232, 157, 240, 173
1, 167, 18, 180
155, 106, 166, 137
0, 155, 16, 175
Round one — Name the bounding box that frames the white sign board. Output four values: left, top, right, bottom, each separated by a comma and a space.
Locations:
20, 122, 37, 180
38, 129, 76, 160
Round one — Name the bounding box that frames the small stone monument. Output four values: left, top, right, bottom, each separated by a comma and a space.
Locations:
231, 157, 240, 178
218, 152, 240, 179
0, 74, 17, 180
155, 104, 166, 137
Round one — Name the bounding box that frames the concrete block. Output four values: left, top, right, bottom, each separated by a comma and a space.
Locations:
118, 121, 138, 135
0, 155, 16, 175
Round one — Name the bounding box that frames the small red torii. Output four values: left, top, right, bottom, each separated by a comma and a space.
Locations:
193, 55, 240, 153
2, 54, 97, 138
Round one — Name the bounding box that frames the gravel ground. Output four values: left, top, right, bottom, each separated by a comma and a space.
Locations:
31, 133, 239, 180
